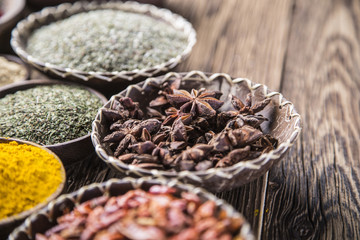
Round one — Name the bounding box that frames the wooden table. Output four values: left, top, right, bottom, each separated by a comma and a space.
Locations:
158, 1, 360, 239
4, 0, 360, 239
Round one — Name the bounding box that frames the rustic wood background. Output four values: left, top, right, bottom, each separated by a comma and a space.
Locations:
3, 0, 360, 239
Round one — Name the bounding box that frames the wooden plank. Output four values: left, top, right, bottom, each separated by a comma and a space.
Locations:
262, 0, 360, 238
162, 0, 293, 237
164, 0, 293, 89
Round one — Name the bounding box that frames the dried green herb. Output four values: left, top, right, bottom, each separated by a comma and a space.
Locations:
27, 9, 188, 72
0, 84, 103, 145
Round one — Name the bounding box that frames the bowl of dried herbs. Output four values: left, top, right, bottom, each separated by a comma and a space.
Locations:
0, 137, 66, 239
92, 71, 302, 192
11, 1, 196, 96
0, 79, 107, 165
9, 178, 254, 240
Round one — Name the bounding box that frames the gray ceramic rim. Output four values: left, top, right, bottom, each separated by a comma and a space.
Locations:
10, 1, 197, 82
0, 137, 66, 226
9, 177, 255, 240
92, 71, 302, 192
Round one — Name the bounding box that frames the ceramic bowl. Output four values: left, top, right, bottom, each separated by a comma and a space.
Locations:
0, 0, 25, 35
0, 79, 107, 165
92, 71, 302, 192
9, 178, 254, 240
0, 0, 25, 52
11, 1, 196, 96
0, 137, 66, 239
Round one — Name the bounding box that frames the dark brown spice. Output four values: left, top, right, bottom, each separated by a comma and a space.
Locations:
101, 80, 278, 172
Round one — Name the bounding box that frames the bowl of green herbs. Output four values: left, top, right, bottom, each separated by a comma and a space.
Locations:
11, 1, 196, 96
0, 79, 107, 165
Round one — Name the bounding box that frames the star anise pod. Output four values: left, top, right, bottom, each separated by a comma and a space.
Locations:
210, 125, 263, 152
173, 144, 214, 171
102, 86, 279, 172
170, 118, 188, 142
117, 153, 157, 164
130, 129, 170, 161
217, 94, 270, 130
166, 89, 224, 118
103, 119, 161, 157
163, 107, 192, 126
181, 144, 213, 162
110, 119, 140, 131
223, 114, 268, 130
103, 97, 144, 122
215, 146, 251, 168
231, 93, 271, 116
148, 77, 181, 107
152, 126, 171, 144
251, 134, 278, 153
151, 142, 171, 161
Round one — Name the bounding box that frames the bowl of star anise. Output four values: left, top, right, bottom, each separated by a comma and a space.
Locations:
9, 178, 254, 240
92, 71, 301, 192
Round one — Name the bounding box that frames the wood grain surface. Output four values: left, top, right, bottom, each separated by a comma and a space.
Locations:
262, 0, 360, 239
16, 0, 360, 239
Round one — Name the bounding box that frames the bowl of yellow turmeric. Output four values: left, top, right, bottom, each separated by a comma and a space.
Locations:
0, 138, 66, 239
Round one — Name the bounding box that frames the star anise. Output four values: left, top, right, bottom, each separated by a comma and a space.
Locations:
217, 94, 271, 129
130, 129, 170, 160
117, 153, 158, 165
152, 126, 171, 144
110, 119, 140, 132
222, 114, 268, 130
148, 77, 181, 107
103, 97, 144, 122
251, 134, 278, 153
163, 107, 192, 126
181, 144, 213, 162
173, 144, 214, 171
231, 93, 271, 116
215, 146, 251, 168
103, 119, 161, 157
210, 125, 263, 152
166, 89, 224, 118
101, 86, 279, 173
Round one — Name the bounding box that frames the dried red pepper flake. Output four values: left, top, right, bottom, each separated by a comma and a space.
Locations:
36, 186, 245, 240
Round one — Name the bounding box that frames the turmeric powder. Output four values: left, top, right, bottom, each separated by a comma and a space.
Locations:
0, 141, 64, 219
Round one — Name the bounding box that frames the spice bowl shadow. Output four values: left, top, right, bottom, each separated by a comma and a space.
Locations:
10, 1, 196, 97
0, 137, 66, 239
9, 178, 255, 240
92, 70, 302, 193
0, 79, 108, 166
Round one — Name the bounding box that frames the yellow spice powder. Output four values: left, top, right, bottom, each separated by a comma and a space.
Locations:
0, 141, 64, 219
